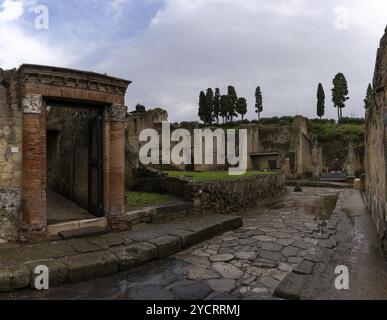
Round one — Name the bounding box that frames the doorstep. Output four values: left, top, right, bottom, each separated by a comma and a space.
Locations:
47, 217, 108, 237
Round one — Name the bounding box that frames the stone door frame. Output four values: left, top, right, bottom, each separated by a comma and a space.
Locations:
19, 64, 130, 240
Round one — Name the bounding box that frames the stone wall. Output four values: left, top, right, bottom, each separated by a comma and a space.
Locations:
0, 69, 22, 242
365, 27, 387, 245
137, 170, 285, 215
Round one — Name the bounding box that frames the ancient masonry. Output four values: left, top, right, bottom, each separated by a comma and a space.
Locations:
125, 111, 322, 180
365, 27, 387, 254
0, 64, 131, 242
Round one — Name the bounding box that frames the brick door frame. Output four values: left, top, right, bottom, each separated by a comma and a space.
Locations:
19, 64, 130, 240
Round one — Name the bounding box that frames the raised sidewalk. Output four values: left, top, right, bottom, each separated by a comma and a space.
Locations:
0, 214, 242, 291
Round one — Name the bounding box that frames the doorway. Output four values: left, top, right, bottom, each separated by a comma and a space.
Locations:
45, 102, 104, 224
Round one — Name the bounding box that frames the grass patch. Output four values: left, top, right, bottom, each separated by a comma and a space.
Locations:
126, 191, 177, 208
164, 170, 274, 181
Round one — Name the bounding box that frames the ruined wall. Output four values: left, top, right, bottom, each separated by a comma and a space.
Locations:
299, 133, 313, 175
137, 170, 285, 215
312, 137, 323, 179
365, 27, 387, 243
46, 106, 99, 210
0, 69, 22, 242
125, 108, 168, 189
248, 116, 314, 178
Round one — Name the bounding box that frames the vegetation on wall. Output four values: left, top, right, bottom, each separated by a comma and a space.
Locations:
307, 118, 364, 164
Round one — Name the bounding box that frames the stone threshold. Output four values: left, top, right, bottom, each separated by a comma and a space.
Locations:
46, 201, 193, 238
273, 190, 345, 299
47, 218, 108, 237
0, 214, 242, 292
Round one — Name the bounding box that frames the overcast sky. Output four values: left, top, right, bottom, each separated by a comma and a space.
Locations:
0, 0, 386, 121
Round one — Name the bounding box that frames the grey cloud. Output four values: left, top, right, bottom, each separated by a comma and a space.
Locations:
96, 0, 386, 121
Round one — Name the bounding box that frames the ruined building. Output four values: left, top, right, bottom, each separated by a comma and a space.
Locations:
125, 113, 320, 181
365, 27, 387, 252
0, 64, 130, 242
243, 116, 322, 179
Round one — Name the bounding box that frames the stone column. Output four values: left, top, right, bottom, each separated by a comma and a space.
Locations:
345, 139, 355, 177
312, 136, 321, 180
108, 104, 126, 229
21, 94, 46, 238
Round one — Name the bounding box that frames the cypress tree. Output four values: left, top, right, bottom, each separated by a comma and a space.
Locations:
255, 86, 263, 121
364, 83, 373, 109
332, 73, 349, 121
198, 91, 207, 123
317, 83, 325, 119
236, 97, 247, 120
220, 95, 231, 123
227, 86, 238, 122
205, 88, 214, 124
213, 88, 221, 123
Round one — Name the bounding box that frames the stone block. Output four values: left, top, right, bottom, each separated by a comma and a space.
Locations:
26, 260, 68, 288
111, 242, 158, 271
168, 229, 201, 248
68, 238, 105, 253
190, 222, 219, 239
148, 235, 181, 258
273, 272, 306, 300
293, 260, 314, 275
62, 251, 118, 283
218, 216, 243, 231
0, 266, 30, 291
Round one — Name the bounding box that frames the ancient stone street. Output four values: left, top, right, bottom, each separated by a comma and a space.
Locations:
2, 187, 384, 300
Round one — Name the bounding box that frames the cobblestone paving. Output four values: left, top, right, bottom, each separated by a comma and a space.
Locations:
0, 187, 340, 300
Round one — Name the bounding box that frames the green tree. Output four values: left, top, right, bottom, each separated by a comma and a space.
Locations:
205, 88, 214, 124
213, 88, 221, 123
198, 91, 207, 123
227, 86, 238, 121
332, 73, 349, 121
255, 86, 263, 121
220, 95, 232, 123
317, 83, 325, 119
236, 97, 247, 120
364, 83, 373, 109
135, 104, 146, 113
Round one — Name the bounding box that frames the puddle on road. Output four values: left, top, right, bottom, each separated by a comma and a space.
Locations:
310, 194, 338, 234
315, 194, 338, 221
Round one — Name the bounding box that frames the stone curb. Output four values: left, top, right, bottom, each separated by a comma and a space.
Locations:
0, 215, 242, 292
286, 181, 352, 189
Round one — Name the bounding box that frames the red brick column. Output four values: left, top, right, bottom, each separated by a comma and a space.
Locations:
103, 110, 111, 216
108, 104, 126, 230
21, 94, 47, 239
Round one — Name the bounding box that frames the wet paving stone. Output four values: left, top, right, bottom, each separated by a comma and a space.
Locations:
211, 262, 244, 280
209, 254, 234, 262
170, 281, 212, 300
0, 187, 342, 300
127, 285, 177, 300
260, 243, 283, 252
